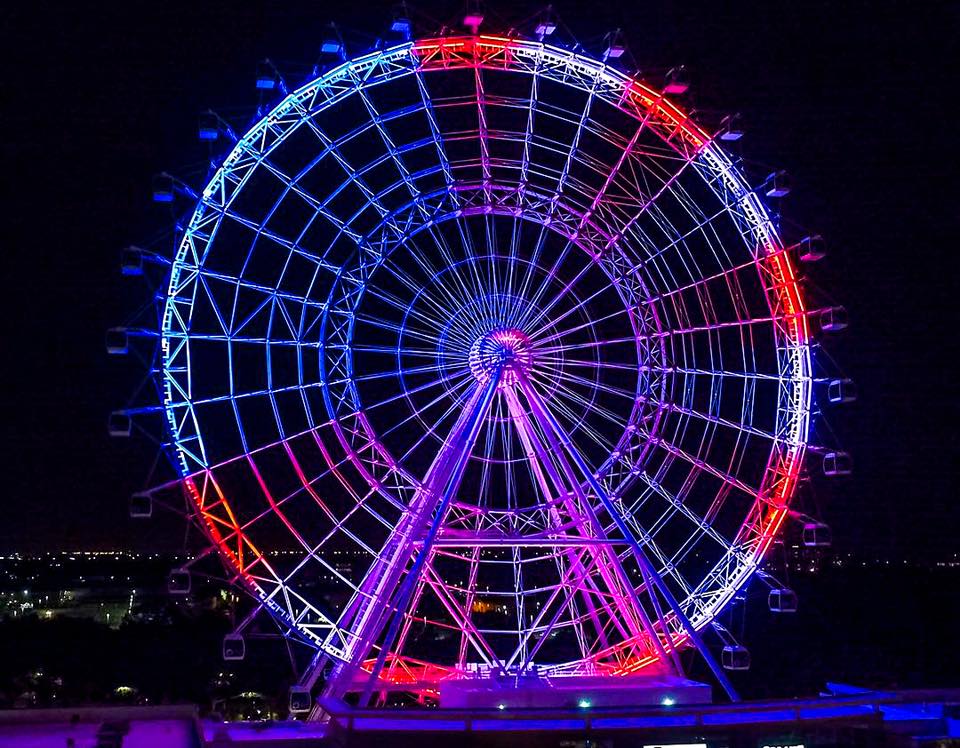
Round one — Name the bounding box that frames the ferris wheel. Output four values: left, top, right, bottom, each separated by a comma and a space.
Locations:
111, 13, 854, 713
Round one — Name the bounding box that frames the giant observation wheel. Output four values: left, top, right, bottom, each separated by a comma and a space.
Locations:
157, 34, 813, 705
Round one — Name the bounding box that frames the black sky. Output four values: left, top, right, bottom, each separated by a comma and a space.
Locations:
1, 0, 957, 557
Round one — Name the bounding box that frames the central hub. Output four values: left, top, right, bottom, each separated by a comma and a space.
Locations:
468, 328, 532, 388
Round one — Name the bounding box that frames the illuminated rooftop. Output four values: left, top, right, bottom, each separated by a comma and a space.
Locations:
2, 686, 958, 747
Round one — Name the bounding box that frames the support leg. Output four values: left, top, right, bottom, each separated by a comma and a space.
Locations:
516, 372, 740, 701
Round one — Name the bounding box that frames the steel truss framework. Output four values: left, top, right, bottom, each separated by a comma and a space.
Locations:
158, 36, 812, 703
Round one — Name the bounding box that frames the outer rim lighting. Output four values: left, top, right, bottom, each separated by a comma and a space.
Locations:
159, 34, 813, 692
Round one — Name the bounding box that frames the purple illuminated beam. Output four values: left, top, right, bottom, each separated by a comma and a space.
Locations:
513, 370, 742, 702
501, 386, 682, 675
320, 367, 504, 704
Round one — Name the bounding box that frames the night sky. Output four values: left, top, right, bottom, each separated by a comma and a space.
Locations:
1, 1, 956, 558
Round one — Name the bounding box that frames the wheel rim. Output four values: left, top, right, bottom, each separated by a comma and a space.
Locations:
160, 36, 812, 687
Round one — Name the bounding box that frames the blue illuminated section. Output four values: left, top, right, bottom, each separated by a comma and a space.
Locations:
592, 715, 700, 729
316, 686, 960, 741
352, 718, 469, 732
